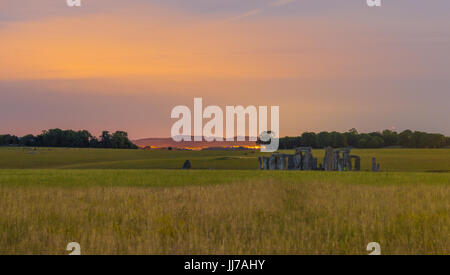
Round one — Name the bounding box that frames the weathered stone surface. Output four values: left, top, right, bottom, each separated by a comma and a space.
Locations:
183, 160, 191, 169
337, 158, 344, 171
278, 154, 287, 170
372, 157, 380, 172
269, 154, 277, 170
350, 155, 361, 171
293, 153, 302, 170
296, 147, 312, 153
342, 150, 352, 171
312, 157, 318, 170
355, 158, 361, 171
287, 155, 295, 170
258, 147, 361, 172
332, 151, 340, 171
263, 157, 270, 170
302, 151, 313, 170
323, 147, 334, 171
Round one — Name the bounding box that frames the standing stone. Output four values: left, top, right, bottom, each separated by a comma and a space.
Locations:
294, 153, 302, 170
342, 150, 352, 171
323, 147, 333, 170
278, 154, 287, 170
337, 158, 344, 171
323, 147, 334, 171
332, 151, 340, 171
269, 154, 277, 170
355, 157, 361, 171
287, 155, 295, 170
263, 157, 270, 170
351, 155, 361, 171
274, 154, 281, 170
372, 157, 380, 172
347, 158, 353, 171
312, 157, 318, 170
296, 147, 312, 153
302, 151, 313, 170
182, 160, 191, 169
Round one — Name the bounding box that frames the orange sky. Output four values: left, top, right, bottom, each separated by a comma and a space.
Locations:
1, 1, 449, 138
0, 9, 372, 81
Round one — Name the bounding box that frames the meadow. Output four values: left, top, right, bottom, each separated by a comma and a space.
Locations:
1, 147, 450, 172
0, 147, 449, 254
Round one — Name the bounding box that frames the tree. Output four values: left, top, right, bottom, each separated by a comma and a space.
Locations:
20, 134, 36, 146
399, 130, 412, 148
0, 134, 19, 145
100, 131, 112, 148
317, 132, 331, 148
367, 136, 384, 148
348, 128, 358, 135
345, 129, 359, 147
89, 137, 100, 148
329, 132, 347, 148
300, 132, 318, 148
358, 138, 367, 148
278, 136, 301, 149
111, 131, 138, 149
39, 128, 64, 147
1, 129, 138, 149
382, 130, 399, 147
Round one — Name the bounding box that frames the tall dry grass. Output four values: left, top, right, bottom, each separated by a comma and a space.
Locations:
0, 179, 448, 255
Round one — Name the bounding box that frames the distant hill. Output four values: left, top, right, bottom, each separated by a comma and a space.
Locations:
132, 137, 258, 150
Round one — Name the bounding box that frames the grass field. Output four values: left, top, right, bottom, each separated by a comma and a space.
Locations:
0, 147, 449, 254
1, 147, 450, 172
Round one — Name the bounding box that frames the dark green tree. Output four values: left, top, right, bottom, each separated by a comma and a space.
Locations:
382, 130, 399, 147
317, 132, 331, 148
300, 132, 318, 148
399, 130, 412, 148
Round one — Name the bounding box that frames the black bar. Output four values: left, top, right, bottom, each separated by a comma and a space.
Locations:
1, 255, 447, 274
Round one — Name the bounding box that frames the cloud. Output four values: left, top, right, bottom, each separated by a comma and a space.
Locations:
270, 0, 296, 7
223, 8, 263, 22
225, 0, 296, 22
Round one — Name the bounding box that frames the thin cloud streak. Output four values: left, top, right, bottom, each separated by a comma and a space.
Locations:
224, 0, 296, 22
270, 0, 296, 7
224, 8, 263, 22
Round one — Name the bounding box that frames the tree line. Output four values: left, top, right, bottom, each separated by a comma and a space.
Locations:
0, 129, 138, 149
275, 129, 450, 149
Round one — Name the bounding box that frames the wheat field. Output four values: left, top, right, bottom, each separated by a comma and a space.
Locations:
0, 169, 448, 255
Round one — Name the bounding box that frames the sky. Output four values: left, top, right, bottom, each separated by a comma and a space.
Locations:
0, 0, 449, 139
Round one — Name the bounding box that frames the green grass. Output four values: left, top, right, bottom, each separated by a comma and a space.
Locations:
0, 170, 448, 254
0, 147, 449, 254
0, 169, 449, 188
1, 147, 450, 172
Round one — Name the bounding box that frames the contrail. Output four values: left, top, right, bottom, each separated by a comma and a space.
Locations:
224, 0, 296, 22
224, 8, 264, 22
